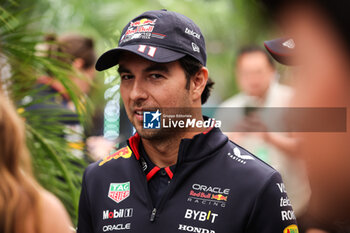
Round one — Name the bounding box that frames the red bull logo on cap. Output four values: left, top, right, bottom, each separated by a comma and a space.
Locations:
130, 18, 157, 27
121, 18, 158, 43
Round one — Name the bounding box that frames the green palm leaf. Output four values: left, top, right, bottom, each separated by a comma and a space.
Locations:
0, 4, 87, 225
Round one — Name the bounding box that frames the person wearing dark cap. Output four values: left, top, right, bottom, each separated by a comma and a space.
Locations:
77, 10, 298, 233
262, 1, 350, 232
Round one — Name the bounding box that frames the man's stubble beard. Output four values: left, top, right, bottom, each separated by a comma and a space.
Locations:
130, 89, 192, 142
137, 127, 177, 141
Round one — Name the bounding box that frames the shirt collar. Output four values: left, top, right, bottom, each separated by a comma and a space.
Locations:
139, 140, 175, 181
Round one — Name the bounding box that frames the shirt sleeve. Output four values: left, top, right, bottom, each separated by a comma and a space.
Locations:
77, 170, 94, 233
246, 171, 299, 233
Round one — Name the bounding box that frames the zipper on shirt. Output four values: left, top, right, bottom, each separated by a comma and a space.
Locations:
127, 140, 158, 223
128, 138, 187, 223
150, 208, 157, 222
147, 140, 187, 222
142, 165, 179, 222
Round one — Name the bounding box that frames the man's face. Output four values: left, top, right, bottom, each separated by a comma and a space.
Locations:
118, 52, 191, 139
236, 51, 275, 98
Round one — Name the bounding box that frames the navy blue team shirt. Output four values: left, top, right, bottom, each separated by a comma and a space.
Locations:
77, 126, 299, 233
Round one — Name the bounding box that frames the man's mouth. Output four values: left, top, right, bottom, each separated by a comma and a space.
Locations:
133, 108, 160, 122
135, 110, 143, 116
134, 109, 144, 121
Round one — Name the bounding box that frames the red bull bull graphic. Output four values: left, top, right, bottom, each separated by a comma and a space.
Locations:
129, 18, 157, 27
99, 146, 132, 166
211, 194, 228, 201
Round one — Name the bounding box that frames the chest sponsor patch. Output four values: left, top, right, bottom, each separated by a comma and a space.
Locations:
187, 183, 230, 208
108, 182, 130, 204
103, 208, 133, 220
178, 224, 215, 233
184, 209, 218, 223
103, 223, 131, 232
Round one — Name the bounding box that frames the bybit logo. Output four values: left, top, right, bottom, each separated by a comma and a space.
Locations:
184, 209, 218, 223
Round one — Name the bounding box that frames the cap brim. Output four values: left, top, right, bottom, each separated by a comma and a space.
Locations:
95, 45, 186, 71
264, 38, 296, 66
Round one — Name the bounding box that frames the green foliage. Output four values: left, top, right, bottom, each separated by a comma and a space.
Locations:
0, 4, 86, 225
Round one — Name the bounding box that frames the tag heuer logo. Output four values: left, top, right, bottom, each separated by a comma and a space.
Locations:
108, 182, 130, 204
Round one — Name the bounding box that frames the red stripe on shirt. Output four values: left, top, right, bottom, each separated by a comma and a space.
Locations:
146, 166, 161, 181
164, 167, 174, 179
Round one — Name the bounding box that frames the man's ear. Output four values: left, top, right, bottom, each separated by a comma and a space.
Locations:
190, 67, 209, 103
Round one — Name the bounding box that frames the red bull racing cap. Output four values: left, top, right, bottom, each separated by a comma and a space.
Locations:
95, 9, 207, 71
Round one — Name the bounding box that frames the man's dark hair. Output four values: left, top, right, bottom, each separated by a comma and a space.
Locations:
178, 55, 214, 105
236, 45, 275, 68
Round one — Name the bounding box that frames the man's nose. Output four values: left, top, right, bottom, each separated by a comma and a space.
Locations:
129, 77, 148, 102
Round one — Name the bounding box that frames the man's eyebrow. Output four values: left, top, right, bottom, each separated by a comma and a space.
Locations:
117, 65, 130, 74
143, 64, 170, 74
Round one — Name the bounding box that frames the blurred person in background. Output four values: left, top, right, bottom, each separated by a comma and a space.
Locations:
263, 0, 350, 232
36, 33, 96, 100
33, 33, 114, 160
215, 46, 310, 218
0, 92, 72, 233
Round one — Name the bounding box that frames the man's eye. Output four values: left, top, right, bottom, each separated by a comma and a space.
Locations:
150, 74, 164, 79
121, 74, 134, 80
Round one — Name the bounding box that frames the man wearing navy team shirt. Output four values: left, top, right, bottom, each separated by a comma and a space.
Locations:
77, 9, 298, 233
